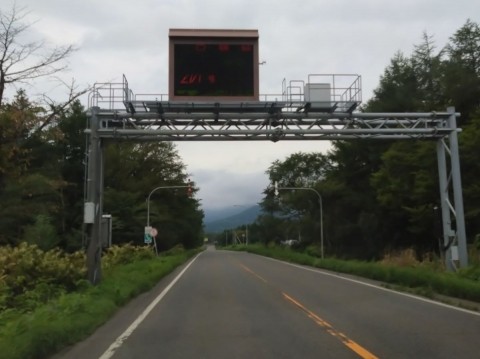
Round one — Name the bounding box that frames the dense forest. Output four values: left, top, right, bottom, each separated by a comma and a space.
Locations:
239, 20, 480, 260
0, 92, 204, 251
0, 5, 204, 252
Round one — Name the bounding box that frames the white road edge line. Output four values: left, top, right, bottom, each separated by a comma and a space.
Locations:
260, 255, 480, 317
98, 252, 202, 359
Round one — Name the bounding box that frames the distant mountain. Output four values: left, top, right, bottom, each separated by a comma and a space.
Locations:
204, 204, 262, 233
203, 207, 244, 223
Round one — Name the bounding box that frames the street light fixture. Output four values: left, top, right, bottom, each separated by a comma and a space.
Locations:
274, 181, 324, 259
147, 182, 191, 226
146, 181, 191, 254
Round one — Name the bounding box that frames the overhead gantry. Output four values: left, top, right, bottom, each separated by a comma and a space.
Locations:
83, 74, 467, 283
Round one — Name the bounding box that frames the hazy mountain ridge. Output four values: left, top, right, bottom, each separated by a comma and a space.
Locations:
204, 204, 261, 233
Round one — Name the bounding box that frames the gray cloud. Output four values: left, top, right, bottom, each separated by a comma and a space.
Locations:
192, 168, 268, 211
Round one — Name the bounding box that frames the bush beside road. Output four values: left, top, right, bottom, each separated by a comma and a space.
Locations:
225, 244, 480, 309
0, 244, 201, 359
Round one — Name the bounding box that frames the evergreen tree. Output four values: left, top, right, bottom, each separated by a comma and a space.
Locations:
442, 19, 480, 124
103, 141, 203, 249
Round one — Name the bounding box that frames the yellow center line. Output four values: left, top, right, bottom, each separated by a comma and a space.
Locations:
282, 292, 379, 359
238, 262, 379, 359
238, 263, 268, 283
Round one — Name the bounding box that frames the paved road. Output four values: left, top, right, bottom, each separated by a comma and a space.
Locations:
56, 246, 480, 358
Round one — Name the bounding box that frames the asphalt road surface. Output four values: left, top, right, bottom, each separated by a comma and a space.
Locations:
55, 246, 480, 358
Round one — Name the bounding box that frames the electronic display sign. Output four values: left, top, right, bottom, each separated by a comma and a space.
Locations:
169, 29, 259, 101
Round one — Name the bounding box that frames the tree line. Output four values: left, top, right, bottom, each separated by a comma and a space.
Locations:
2, 4, 479, 260
0, 91, 204, 251
0, 5, 204, 252
227, 20, 480, 260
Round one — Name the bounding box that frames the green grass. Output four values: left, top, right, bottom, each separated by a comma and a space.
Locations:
0, 249, 200, 359
227, 244, 480, 304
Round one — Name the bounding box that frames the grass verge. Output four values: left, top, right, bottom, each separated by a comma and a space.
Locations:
227, 244, 480, 305
0, 248, 200, 359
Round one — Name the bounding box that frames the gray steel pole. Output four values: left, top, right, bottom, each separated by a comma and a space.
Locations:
447, 107, 468, 268
86, 107, 103, 284
436, 138, 456, 271
435, 107, 468, 270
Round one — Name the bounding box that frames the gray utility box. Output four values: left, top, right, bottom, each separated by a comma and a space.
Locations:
101, 214, 112, 248
304, 83, 331, 102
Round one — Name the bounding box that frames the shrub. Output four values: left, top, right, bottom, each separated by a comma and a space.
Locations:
458, 265, 480, 282
0, 243, 86, 311
23, 214, 60, 251
102, 243, 155, 269
0, 248, 200, 359
162, 244, 186, 256
380, 248, 419, 267
231, 244, 480, 303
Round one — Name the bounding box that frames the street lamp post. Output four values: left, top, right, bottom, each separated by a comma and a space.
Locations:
146, 182, 191, 254
147, 184, 190, 227
275, 182, 324, 259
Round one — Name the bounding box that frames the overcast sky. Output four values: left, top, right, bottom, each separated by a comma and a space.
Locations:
4, 0, 479, 212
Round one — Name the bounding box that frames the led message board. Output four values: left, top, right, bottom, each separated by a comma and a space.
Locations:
169, 29, 259, 101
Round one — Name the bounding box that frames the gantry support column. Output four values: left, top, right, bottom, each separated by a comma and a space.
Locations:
436, 107, 468, 270
85, 107, 104, 284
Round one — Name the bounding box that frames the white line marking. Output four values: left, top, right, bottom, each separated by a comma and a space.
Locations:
258, 254, 480, 316
98, 253, 202, 359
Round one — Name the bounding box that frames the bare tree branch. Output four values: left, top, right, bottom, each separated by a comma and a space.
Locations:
0, 4, 77, 106
36, 77, 91, 133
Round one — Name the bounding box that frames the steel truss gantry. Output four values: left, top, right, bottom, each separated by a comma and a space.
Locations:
84, 86, 467, 283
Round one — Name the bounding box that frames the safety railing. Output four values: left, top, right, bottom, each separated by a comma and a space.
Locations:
88, 73, 362, 113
